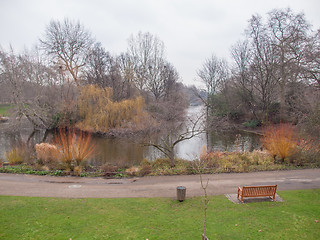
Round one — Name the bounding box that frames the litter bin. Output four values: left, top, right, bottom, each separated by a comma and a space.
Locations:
177, 186, 186, 202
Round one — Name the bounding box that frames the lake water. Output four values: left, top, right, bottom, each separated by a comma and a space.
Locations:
0, 106, 260, 165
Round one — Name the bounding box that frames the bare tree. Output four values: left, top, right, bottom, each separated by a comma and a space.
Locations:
194, 159, 210, 240
304, 29, 320, 88
267, 8, 311, 118
197, 55, 228, 96
85, 42, 109, 88
247, 15, 278, 119
161, 62, 179, 100
85, 43, 130, 100
40, 18, 94, 87
0, 47, 61, 129
127, 31, 167, 100
197, 54, 229, 130
231, 40, 258, 119
118, 52, 136, 99
229, 9, 312, 121
146, 114, 204, 167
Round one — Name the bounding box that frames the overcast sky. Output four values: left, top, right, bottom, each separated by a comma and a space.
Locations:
1, 0, 320, 87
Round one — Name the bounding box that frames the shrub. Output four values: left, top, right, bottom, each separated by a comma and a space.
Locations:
196, 148, 277, 173
152, 158, 171, 169
73, 166, 82, 176
138, 165, 152, 176
35, 143, 60, 169
289, 138, 320, 166
100, 163, 118, 177
54, 128, 95, 170
125, 166, 139, 176
261, 123, 298, 161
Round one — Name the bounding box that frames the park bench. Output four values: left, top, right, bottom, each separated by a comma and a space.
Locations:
237, 185, 277, 202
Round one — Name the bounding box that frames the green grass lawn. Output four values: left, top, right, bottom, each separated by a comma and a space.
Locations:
0, 104, 13, 116
0, 189, 319, 240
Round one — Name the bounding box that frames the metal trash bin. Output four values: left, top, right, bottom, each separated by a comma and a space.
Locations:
177, 186, 186, 202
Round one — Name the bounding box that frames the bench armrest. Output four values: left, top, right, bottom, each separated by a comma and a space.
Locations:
237, 186, 242, 199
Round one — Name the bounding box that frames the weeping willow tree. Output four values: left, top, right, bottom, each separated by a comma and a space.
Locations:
77, 85, 150, 132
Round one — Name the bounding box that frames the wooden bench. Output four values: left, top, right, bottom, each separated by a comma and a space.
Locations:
237, 185, 277, 202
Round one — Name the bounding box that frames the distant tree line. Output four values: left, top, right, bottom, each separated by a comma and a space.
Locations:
197, 8, 320, 137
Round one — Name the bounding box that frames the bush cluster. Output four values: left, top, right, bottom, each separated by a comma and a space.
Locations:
2, 128, 95, 176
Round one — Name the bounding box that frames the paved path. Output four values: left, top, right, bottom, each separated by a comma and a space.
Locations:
1, 169, 320, 198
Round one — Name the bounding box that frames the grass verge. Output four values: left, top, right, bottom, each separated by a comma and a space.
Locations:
0, 189, 319, 239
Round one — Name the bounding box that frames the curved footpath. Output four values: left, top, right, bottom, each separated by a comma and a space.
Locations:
1, 169, 320, 198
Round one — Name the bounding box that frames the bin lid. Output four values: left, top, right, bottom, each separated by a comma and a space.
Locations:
177, 186, 186, 190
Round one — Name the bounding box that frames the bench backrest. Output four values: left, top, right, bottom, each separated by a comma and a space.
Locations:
242, 185, 277, 197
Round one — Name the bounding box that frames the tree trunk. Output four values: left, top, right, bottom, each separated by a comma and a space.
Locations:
169, 148, 175, 167
279, 80, 286, 121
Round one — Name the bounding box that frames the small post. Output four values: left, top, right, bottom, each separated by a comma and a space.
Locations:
177, 186, 186, 202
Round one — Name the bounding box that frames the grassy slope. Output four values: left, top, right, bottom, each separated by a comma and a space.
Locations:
0, 189, 319, 240
0, 104, 13, 116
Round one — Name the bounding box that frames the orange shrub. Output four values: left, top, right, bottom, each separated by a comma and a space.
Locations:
54, 128, 95, 169
261, 123, 297, 161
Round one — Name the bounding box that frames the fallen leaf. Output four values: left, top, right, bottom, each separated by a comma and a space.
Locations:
315, 220, 319, 223
258, 230, 262, 232
235, 224, 238, 227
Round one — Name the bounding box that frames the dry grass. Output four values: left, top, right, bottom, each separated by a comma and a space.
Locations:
4, 144, 33, 165
35, 143, 60, 169
5, 147, 24, 165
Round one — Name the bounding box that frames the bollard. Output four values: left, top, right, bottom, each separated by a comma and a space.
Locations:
177, 186, 186, 202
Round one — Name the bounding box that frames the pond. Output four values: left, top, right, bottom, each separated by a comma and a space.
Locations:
0, 106, 261, 166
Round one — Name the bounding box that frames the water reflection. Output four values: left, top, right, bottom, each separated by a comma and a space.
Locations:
91, 138, 145, 166
208, 131, 260, 152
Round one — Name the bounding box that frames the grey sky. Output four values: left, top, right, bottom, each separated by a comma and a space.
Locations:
1, 0, 319, 87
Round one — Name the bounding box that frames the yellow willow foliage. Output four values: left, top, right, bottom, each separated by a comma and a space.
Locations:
78, 85, 149, 132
